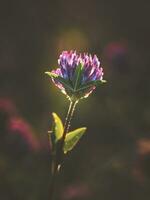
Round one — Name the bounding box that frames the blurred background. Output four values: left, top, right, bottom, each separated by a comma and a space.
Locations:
0, 0, 150, 199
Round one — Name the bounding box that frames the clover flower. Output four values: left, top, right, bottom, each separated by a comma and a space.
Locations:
46, 51, 106, 100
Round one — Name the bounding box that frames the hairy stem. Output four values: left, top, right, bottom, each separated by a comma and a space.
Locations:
49, 99, 78, 200
62, 100, 78, 141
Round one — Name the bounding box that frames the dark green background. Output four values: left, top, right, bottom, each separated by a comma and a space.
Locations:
0, 0, 150, 199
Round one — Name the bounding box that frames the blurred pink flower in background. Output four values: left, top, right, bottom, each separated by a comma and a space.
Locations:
8, 117, 40, 151
103, 40, 129, 76
136, 138, 150, 156
62, 182, 92, 200
104, 41, 128, 63
0, 98, 17, 116
0, 97, 41, 152
132, 138, 150, 184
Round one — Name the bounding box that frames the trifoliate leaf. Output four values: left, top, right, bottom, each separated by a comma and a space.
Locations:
63, 127, 87, 154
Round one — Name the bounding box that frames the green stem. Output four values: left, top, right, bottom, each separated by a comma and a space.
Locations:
62, 99, 78, 141
57, 99, 78, 165
49, 164, 57, 200
49, 99, 78, 200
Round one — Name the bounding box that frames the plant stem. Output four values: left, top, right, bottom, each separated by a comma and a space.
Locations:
49, 99, 78, 200
62, 99, 78, 141
49, 163, 57, 200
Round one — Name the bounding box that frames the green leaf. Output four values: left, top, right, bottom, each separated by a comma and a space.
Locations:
63, 127, 87, 154
45, 71, 58, 78
101, 79, 107, 83
76, 79, 107, 92
45, 71, 73, 92
55, 76, 73, 91
52, 113, 64, 142
73, 63, 83, 90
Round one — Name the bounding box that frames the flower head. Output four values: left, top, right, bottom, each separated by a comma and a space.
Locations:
46, 51, 106, 100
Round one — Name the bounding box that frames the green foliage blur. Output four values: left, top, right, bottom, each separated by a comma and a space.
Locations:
1, 0, 150, 199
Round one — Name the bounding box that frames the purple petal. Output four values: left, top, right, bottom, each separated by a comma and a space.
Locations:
58, 50, 79, 80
